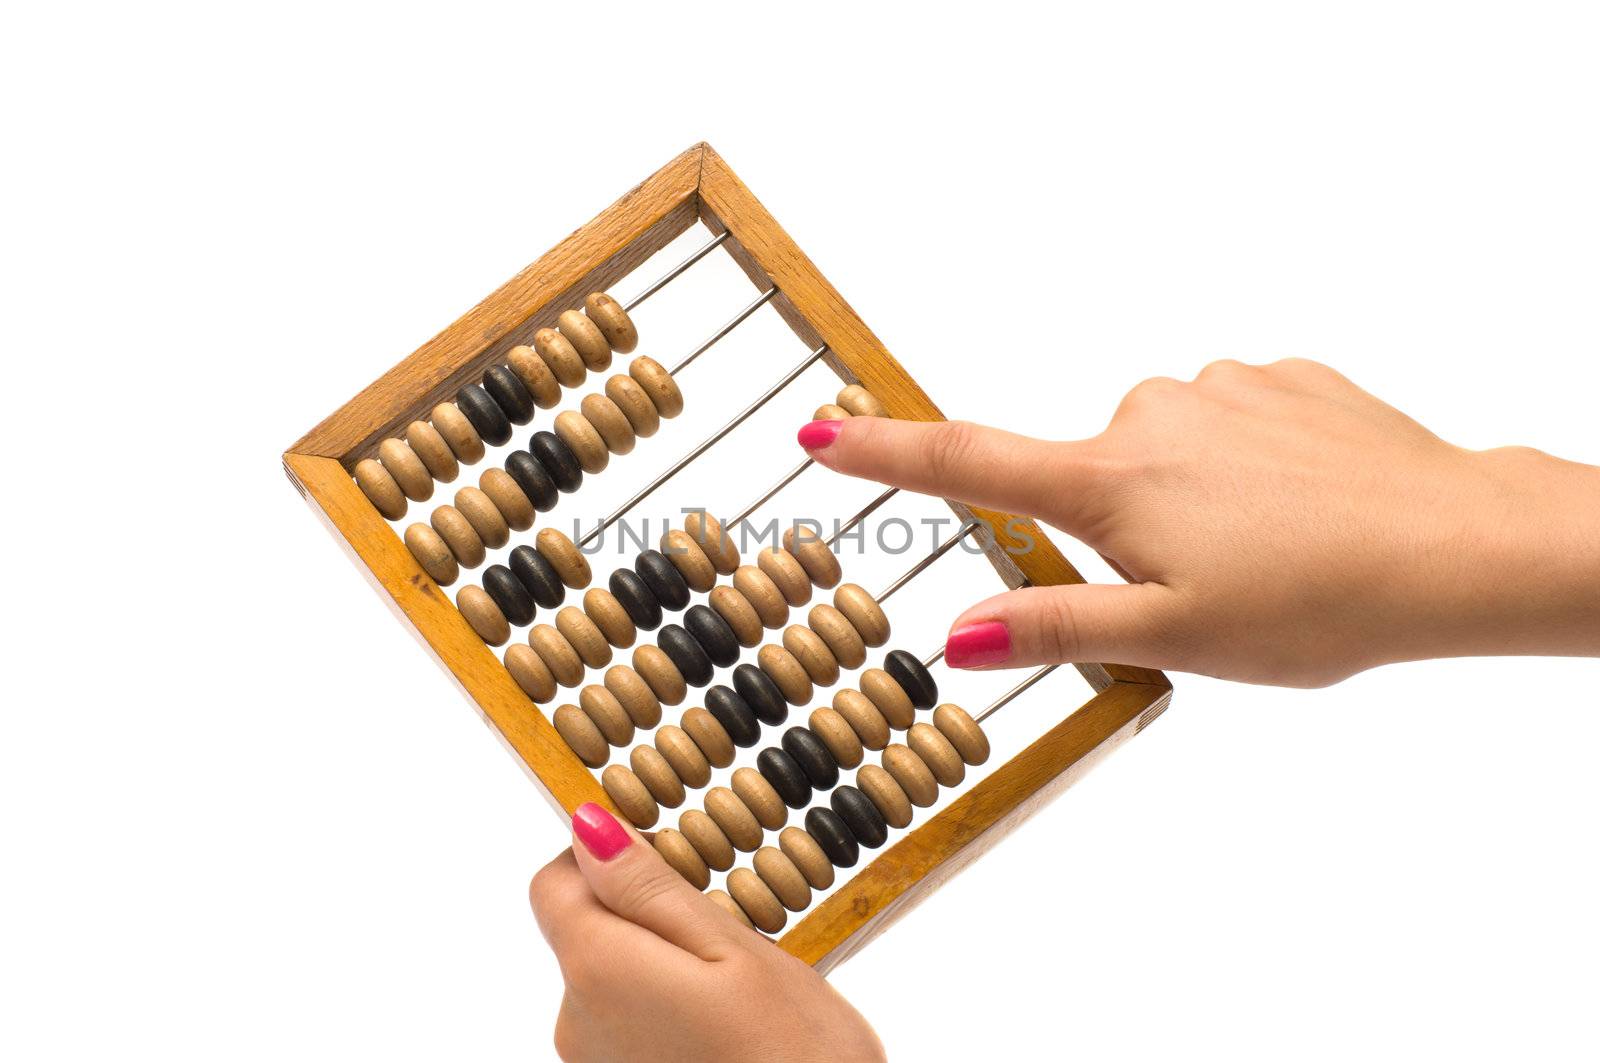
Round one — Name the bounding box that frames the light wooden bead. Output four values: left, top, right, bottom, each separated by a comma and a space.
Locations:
808, 604, 866, 670
478, 467, 534, 531
506, 344, 562, 409
455, 486, 509, 550
558, 308, 612, 371
909, 721, 965, 787
602, 764, 658, 828
705, 786, 762, 852
660, 529, 716, 592
580, 393, 635, 455
809, 707, 864, 770
857, 763, 913, 829
605, 374, 659, 437
812, 403, 850, 421
633, 645, 686, 705
404, 523, 458, 585
757, 644, 813, 707
753, 847, 811, 912
833, 584, 889, 647
654, 829, 709, 890
708, 887, 751, 927
430, 401, 485, 463
583, 588, 636, 649
379, 438, 434, 502
505, 643, 557, 703
405, 419, 458, 483
353, 458, 407, 519
457, 585, 509, 646
836, 383, 888, 418
709, 585, 763, 647
604, 665, 661, 728
655, 725, 711, 789
861, 668, 915, 730
680, 809, 735, 871
727, 867, 786, 933
631, 745, 685, 809
556, 606, 611, 669
554, 409, 609, 474
681, 707, 735, 768
884, 743, 939, 807
731, 767, 787, 831
552, 703, 608, 767
533, 327, 586, 388
579, 683, 633, 746
584, 291, 638, 353
629, 355, 683, 418
733, 566, 788, 629
430, 505, 484, 567
782, 526, 842, 589
833, 688, 890, 750
683, 510, 739, 573
530, 625, 585, 688
779, 827, 836, 890
784, 624, 839, 687
757, 547, 811, 608
536, 528, 591, 589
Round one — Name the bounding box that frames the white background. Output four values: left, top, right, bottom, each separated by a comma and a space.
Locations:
2, 2, 1597, 1059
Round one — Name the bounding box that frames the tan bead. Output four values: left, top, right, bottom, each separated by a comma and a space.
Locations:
757, 644, 813, 706
630, 745, 685, 809
779, 827, 835, 890
583, 589, 636, 649
733, 566, 788, 629
456, 585, 509, 645
580, 393, 635, 455
680, 809, 734, 871
507, 344, 562, 409
709, 585, 763, 647
584, 291, 638, 353
552, 703, 608, 767
857, 763, 913, 828
834, 584, 889, 647
478, 467, 534, 531
705, 786, 762, 852
454, 486, 509, 550
353, 458, 406, 520
753, 846, 811, 912
727, 867, 786, 933
809, 707, 864, 770
933, 703, 989, 766
604, 665, 661, 728
556, 606, 611, 669
731, 767, 787, 831
405, 419, 458, 483
533, 327, 586, 388
861, 668, 915, 730
404, 523, 458, 586
807, 604, 866, 670
654, 828, 709, 890
602, 764, 657, 828
909, 721, 965, 787
883, 743, 939, 807
629, 355, 683, 418
554, 409, 609, 474
633, 645, 686, 705
757, 548, 811, 608
655, 725, 711, 789
530, 625, 585, 688
379, 437, 434, 502
536, 528, 591, 589
683, 510, 738, 574
605, 374, 659, 438
578, 683, 633, 746
558, 308, 612, 371
660, 530, 716, 593
707, 887, 752, 927
836, 383, 888, 418
681, 707, 734, 768
784, 625, 839, 687
431, 505, 484, 568
430, 401, 485, 463
782, 525, 842, 589
505, 644, 556, 703
833, 688, 890, 750
812, 403, 850, 421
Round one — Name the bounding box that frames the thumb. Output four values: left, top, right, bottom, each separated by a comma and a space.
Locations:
944, 583, 1183, 671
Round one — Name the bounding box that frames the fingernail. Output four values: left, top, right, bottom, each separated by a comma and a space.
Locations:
797, 420, 843, 451
572, 802, 632, 861
945, 621, 1011, 668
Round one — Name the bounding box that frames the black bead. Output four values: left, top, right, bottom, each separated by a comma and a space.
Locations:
508, 545, 565, 609
635, 550, 690, 612
757, 747, 812, 808
684, 605, 739, 668
707, 685, 760, 747
831, 785, 888, 849
504, 450, 559, 513
805, 807, 859, 869
884, 649, 938, 710
658, 623, 714, 688
733, 663, 787, 726
529, 431, 582, 493
482, 365, 534, 425
456, 384, 513, 446
608, 568, 661, 631
482, 564, 536, 627
782, 727, 839, 791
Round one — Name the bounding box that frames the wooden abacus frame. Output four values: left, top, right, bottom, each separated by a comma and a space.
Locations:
284, 143, 1173, 973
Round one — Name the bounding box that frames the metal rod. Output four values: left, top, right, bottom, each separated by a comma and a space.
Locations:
922, 645, 946, 669
724, 459, 813, 529
975, 666, 1058, 724
875, 522, 980, 605
825, 487, 899, 548
623, 231, 729, 313
668, 288, 777, 376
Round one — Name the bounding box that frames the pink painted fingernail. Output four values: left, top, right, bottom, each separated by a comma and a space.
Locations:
573, 802, 631, 861
945, 621, 1011, 668
797, 420, 843, 450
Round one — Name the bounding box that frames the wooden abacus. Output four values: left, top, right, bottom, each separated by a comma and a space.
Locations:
284, 143, 1173, 973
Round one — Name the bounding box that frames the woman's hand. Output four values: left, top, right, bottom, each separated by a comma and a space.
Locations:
530, 803, 884, 1063
799, 358, 1600, 687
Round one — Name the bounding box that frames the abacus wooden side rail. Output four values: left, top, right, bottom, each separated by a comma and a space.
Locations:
284, 142, 1173, 969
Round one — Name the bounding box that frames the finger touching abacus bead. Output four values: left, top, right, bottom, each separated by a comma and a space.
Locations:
782, 525, 842, 589
732, 767, 788, 831
558, 308, 612, 371
655, 725, 711, 789
534, 327, 587, 388
808, 604, 866, 670
405, 523, 458, 586
456, 383, 513, 447
836, 383, 888, 418
757, 548, 811, 608
681, 809, 735, 871
509, 545, 565, 609
483, 564, 537, 627
804, 807, 859, 868
580, 393, 635, 455
883, 743, 939, 807
531, 625, 585, 688
681, 706, 735, 768
553, 704, 608, 767
504, 451, 559, 514
757, 645, 813, 706
579, 683, 634, 746
727, 867, 786, 933
507, 345, 562, 410
554, 410, 609, 475
753, 847, 811, 912
631, 745, 685, 809
478, 468, 534, 532
608, 568, 661, 630
782, 727, 840, 790
858, 763, 913, 828
584, 292, 638, 353
635, 550, 690, 612
705, 786, 762, 852
809, 707, 864, 770
629, 355, 683, 418
457, 585, 509, 645
934, 703, 990, 765
483, 364, 535, 426
405, 420, 458, 483
605, 374, 659, 438
684, 510, 738, 574
784, 625, 839, 687
379, 438, 433, 502
710, 585, 763, 647
354, 458, 407, 519
431, 401, 484, 463
706, 685, 760, 748
536, 528, 591, 589
780, 827, 835, 890
861, 668, 915, 730
505, 643, 557, 703
455, 486, 510, 550
708, 888, 752, 927
604, 665, 661, 728
659, 623, 713, 688
556, 606, 611, 669
733, 664, 787, 726
833, 688, 890, 750
583, 588, 636, 649
908, 721, 965, 787
733, 566, 788, 629
602, 765, 658, 828
529, 431, 583, 493
832, 785, 888, 849
633, 644, 686, 705
654, 828, 709, 890
833, 584, 890, 647
660, 529, 716, 592
684, 605, 739, 668
885, 649, 938, 710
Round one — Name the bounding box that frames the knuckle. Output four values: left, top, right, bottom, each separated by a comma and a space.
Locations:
1197, 358, 1253, 381
924, 420, 981, 483
1036, 594, 1084, 663
614, 868, 679, 920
